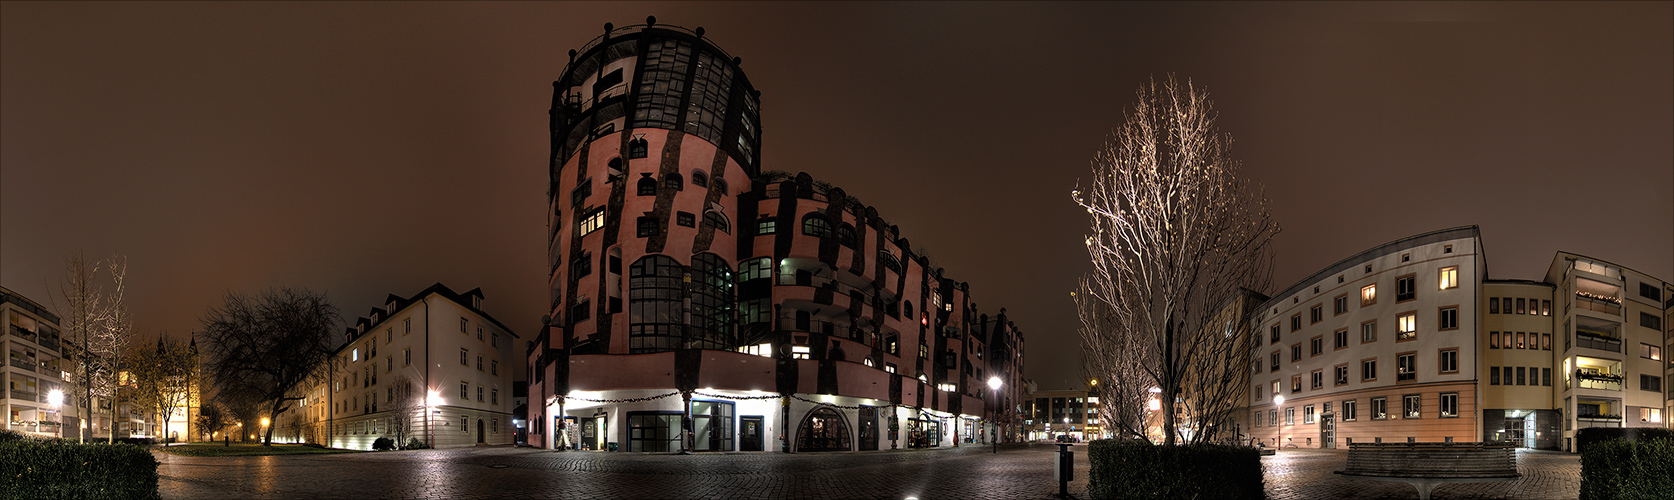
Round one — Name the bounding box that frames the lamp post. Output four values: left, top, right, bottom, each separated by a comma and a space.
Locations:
1273, 395, 1285, 452
47, 389, 64, 439
987, 376, 1002, 454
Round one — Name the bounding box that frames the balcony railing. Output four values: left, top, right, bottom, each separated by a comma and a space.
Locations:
10, 390, 39, 402
1575, 331, 1622, 353
1574, 294, 1621, 315
1577, 413, 1623, 420
1576, 371, 1623, 391
8, 325, 36, 343
9, 357, 36, 372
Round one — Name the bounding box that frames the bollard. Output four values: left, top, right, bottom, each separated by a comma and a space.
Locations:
1054, 443, 1074, 497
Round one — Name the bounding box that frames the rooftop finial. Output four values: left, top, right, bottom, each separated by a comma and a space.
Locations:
604, 22, 613, 33
646, 16, 656, 27
694, 26, 704, 38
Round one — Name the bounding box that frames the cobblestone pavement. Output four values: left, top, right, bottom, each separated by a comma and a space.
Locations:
156, 444, 1579, 499
157, 443, 1091, 500
1262, 448, 1580, 500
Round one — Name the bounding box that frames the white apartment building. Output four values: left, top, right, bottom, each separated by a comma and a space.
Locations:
3, 287, 78, 439
277, 283, 520, 449
1251, 226, 1671, 452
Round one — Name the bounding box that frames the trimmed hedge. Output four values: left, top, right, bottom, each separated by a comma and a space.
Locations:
0, 439, 159, 499
1575, 427, 1674, 454
1088, 439, 1264, 500
1579, 437, 1673, 500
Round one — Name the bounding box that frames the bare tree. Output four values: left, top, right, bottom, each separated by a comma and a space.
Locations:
385, 375, 421, 448
198, 288, 341, 445
53, 253, 133, 443
1075, 278, 1150, 441
124, 334, 199, 442
1072, 75, 1277, 445
195, 401, 228, 441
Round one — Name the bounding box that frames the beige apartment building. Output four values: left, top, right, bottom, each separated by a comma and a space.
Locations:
276, 283, 519, 450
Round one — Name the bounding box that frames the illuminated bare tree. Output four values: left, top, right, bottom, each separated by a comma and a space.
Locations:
1075, 278, 1149, 441
53, 253, 133, 443
384, 375, 421, 448
1072, 75, 1277, 445
199, 288, 341, 445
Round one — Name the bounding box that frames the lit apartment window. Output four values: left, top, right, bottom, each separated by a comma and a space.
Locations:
1370, 397, 1388, 420
1271, 380, 1281, 396
1397, 352, 1416, 382
1291, 375, 1302, 393
1361, 284, 1377, 306
1397, 313, 1417, 341
1439, 348, 1458, 374
1642, 408, 1663, 423
1396, 275, 1416, 302
1643, 343, 1663, 361
1440, 392, 1458, 418
578, 208, 606, 236
1541, 300, 1551, 316
1438, 267, 1458, 290
1402, 394, 1421, 418
1490, 331, 1500, 349
755, 217, 777, 236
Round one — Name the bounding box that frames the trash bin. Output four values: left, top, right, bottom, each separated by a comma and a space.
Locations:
607, 442, 618, 452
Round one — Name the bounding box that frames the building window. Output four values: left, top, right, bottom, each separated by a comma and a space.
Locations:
1290, 314, 1302, 332
1335, 365, 1349, 386
1542, 333, 1552, 350
1303, 405, 1316, 424
1291, 375, 1302, 393
1270, 325, 1281, 344
1310, 305, 1323, 324
1490, 297, 1500, 314
1270, 351, 1280, 372
1271, 380, 1281, 397
755, 218, 777, 236
459, 381, 468, 399
1268, 409, 1277, 427
477, 356, 483, 371
1334, 295, 1348, 315
1439, 348, 1458, 374
1396, 275, 1416, 302
1310, 336, 1324, 356
1643, 343, 1663, 360
1515, 332, 1526, 349
459, 319, 467, 333
1334, 329, 1348, 350
1490, 331, 1500, 349
1440, 392, 1458, 418
1311, 370, 1323, 389
703, 210, 730, 234
628, 137, 648, 159
637, 175, 658, 196
404, 348, 411, 366
628, 255, 685, 354
1490, 366, 1499, 385
478, 386, 484, 402
1370, 397, 1388, 420
460, 348, 468, 365
1291, 344, 1302, 362
1438, 307, 1458, 330
571, 298, 592, 322
676, 211, 696, 227
492, 332, 499, 348
571, 180, 591, 206
1402, 394, 1421, 418
1515, 298, 1526, 314
1643, 375, 1664, 393
1361, 284, 1377, 306
1254, 411, 1263, 428
579, 207, 606, 236
1543, 367, 1551, 386
491, 389, 499, 405
1641, 312, 1663, 330
572, 251, 593, 278
1516, 366, 1527, 385
637, 216, 659, 238
1362, 358, 1377, 381
1504, 366, 1515, 386
1284, 407, 1295, 425
1341, 400, 1357, 421
1396, 352, 1416, 382
802, 213, 831, 237
491, 360, 499, 375
1361, 320, 1377, 343
691, 170, 708, 188
1397, 313, 1416, 341
1438, 267, 1458, 290
404, 317, 410, 333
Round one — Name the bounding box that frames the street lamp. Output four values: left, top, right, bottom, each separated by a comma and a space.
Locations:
47, 389, 64, 439
987, 376, 1002, 454
1272, 395, 1285, 452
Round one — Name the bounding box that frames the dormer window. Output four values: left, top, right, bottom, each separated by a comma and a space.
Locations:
472, 296, 481, 309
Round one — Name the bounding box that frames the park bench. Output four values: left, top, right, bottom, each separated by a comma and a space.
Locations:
1334, 442, 1519, 500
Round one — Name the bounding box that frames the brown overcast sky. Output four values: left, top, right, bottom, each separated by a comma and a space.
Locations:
3, 2, 1670, 390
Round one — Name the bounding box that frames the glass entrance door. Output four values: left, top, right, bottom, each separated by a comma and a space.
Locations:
1319, 413, 1335, 449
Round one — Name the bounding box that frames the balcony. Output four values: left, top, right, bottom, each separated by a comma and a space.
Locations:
9, 356, 36, 372
10, 389, 39, 402
1575, 331, 1622, 353
1574, 294, 1621, 316
8, 325, 37, 343
1575, 371, 1623, 391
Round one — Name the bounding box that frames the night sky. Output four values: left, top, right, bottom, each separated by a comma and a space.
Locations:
4, 2, 1670, 391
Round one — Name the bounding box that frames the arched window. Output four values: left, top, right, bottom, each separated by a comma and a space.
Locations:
663, 173, 684, 192
837, 223, 857, 248
713, 179, 728, 196
629, 255, 684, 354
637, 175, 657, 196
691, 170, 709, 188
688, 253, 733, 349
703, 210, 730, 234
801, 213, 831, 238
628, 138, 649, 159
903, 300, 913, 320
